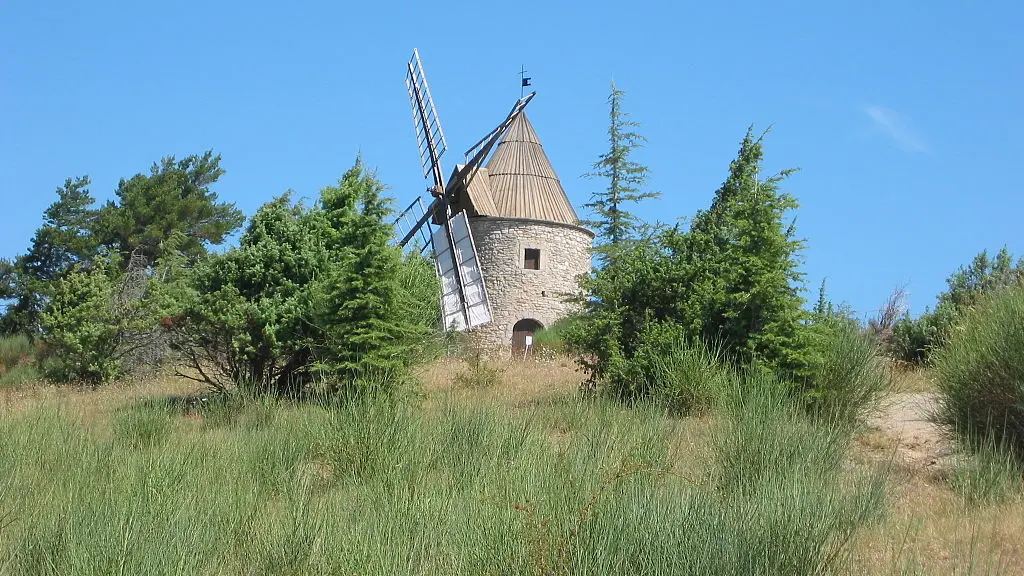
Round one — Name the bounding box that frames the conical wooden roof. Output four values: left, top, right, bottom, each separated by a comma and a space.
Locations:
485, 111, 580, 225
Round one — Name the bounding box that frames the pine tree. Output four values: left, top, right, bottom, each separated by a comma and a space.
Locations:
316, 161, 410, 378
96, 151, 244, 266
583, 82, 659, 261
1, 177, 99, 334
686, 127, 806, 370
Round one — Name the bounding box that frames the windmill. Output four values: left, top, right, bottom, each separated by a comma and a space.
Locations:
394, 49, 537, 332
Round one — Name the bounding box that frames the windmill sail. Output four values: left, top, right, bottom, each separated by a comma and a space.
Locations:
406, 49, 447, 184
399, 49, 492, 332
432, 211, 491, 330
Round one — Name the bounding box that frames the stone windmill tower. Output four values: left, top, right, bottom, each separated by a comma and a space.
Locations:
396, 50, 593, 351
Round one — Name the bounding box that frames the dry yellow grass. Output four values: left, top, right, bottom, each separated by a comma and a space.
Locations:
0, 371, 201, 437
416, 354, 584, 409
852, 473, 1024, 574
892, 364, 937, 393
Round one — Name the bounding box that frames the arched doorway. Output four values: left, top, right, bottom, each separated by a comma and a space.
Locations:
511, 318, 544, 353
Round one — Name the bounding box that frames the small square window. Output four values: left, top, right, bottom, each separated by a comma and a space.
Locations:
524, 248, 541, 270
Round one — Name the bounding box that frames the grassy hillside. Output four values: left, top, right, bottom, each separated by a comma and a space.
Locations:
0, 359, 1019, 575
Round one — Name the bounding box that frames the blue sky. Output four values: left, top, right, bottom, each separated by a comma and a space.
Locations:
2, 0, 1021, 318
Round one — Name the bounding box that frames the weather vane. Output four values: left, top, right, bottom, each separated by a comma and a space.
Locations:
519, 65, 531, 98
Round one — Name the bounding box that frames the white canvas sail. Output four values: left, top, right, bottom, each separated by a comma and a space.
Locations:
432, 211, 491, 331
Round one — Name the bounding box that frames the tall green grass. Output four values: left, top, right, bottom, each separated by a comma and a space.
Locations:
0, 385, 887, 575
0, 334, 33, 369
0, 334, 38, 388
932, 285, 1024, 459
948, 435, 1024, 505
802, 319, 892, 426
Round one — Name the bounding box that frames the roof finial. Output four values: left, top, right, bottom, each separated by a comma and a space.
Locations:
519, 65, 531, 99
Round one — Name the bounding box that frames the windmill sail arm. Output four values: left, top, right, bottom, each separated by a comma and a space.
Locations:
397, 197, 441, 248
407, 48, 448, 189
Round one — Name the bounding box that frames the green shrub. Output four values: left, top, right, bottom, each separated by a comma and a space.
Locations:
567, 129, 808, 393
800, 316, 891, 425
889, 314, 935, 365
38, 264, 123, 384
601, 321, 730, 415
706, 376, 887, 573
949, 435, 1023, 505
0, 363, 40, 388
0, 334, 37, 388
531, 317, 575, 355
896, 247, 1022, 366
0, 334, 33, 371
172, 163, 438, 396
933, 285, 1024, 459
453, 350, 503, 389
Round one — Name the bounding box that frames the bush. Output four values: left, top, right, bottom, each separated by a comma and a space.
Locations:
800, 315, 890, 425
38, 264, 123, 384
933, 285, 1024, 459
895, 247, 1022, 366
888, 314, 935, 365
531, 317, 575, 356
0, 363, 40, 388
567, 129, 809, 393
706, 376, 887, 573
0, 334, 37, 387
601, 321, 730, 415
0, 334, 34, 371
948, 435, 1023, 505
453, 350, 503, 389
171, 163, 438, 396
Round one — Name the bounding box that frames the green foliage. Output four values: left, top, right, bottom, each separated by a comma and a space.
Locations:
0, 334, 34, 371
0, 334, 38, 388
799, 309, 890, 425
610, 322, 731, 415
394, 249, 444, 359
95, 151, 244, 266
23, 177, 99, 281
38, 264, 120, 384
582, 82, 659, 261
897, 247, 1023, 365
708, 376, 886, 573
683, 127, 806, 371
0, 177, 99, 334
567, 128, 808, 402
2, 153, 243, 337
0, 363, 40, 389
312, 164, 433, 378
933, 284, 1024, 460
948, 434, 1023, 505
593, 320, 710, 407
37, 261, 124, 384
531, 316, 575, 355
889, 313, 936, 365
172, 161, 437, 395
452, 350, 503, 389
36, 252, 161, 385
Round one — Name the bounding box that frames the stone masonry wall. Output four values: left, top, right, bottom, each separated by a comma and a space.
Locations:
468, 217, 593, 350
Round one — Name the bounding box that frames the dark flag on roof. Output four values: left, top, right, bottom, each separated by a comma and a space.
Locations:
522, 77, 532, 87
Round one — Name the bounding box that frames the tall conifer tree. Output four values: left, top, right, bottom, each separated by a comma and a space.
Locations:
583, 82, 659, 262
